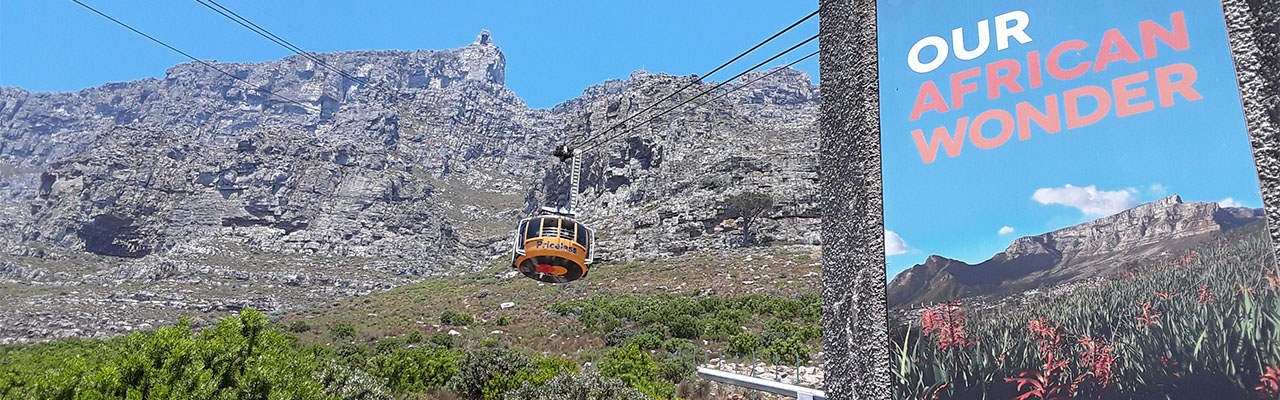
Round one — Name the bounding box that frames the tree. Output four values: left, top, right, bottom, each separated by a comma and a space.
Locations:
725, 192, 774, 245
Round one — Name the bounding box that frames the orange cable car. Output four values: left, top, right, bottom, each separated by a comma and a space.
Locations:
512, 213, 595, 283
511, 145, 595, 283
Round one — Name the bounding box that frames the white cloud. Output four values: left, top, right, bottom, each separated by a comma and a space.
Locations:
1032, 184, 1140, 217
998, 226, 1015, 235
1149, 184, 1167, 196
1218, 197, 1244, 208
885, 230, 910, 256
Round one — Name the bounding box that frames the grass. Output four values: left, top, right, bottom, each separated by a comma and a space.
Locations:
284, 245, 823, 363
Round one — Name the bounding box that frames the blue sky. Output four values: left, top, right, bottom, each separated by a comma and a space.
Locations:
0, 1, 818, 109
877, 0, 1262, 278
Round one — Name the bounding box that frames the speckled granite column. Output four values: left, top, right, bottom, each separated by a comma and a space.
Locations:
819, 0, 891, 399
1223, 0, 1280, 259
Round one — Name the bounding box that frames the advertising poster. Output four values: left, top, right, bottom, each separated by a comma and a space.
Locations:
878, 1, 1279, 398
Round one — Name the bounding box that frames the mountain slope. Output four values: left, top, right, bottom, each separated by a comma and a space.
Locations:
0, 32, 819, 342
886, 195, 1265, 308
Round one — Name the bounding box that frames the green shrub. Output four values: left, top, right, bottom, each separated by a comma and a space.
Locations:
667, 315, 702, 339
603, 327, 635, 347
366, 346, 462, 393
0, 309, 328, 399
762, 336, 810, 364
375, 337, 402, 355
406, 330, 425, 344
765, 318, 800, 339
656, 354, 696, 383
478, 338, 501, 348
429, 333, 455, 349
331, 323, 356, 339
629, 332, 663, 351
480, 355, 576, 400
448, 348, 531, 399
441, 310, 475, 326
702, 317, 741, 340
662, 338, 695, 354
496, 315, 511, 326
599, 344, 672, 399
727, 333, 761, 356
713, 308, 748, 324
640, 324, 667, 339
286, 320, 312, 333
505, 367, 649, 400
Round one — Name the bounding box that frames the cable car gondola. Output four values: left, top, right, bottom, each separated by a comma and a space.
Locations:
512, 146, 595, 283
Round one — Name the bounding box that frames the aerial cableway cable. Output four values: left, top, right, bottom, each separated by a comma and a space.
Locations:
192, 0, 370, 87
566, 9, 818, 149
576, 33, 818, 154
697, 49, 818, 108
68, 0, 316, 112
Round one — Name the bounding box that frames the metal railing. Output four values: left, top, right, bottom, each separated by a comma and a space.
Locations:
696, 367, 826, 400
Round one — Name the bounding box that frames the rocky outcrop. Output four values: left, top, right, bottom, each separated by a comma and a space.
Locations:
0, 32, 819, 341
886, 195, 1266, 308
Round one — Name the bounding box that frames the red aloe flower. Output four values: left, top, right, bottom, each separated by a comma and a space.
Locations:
1135, 302, 1162, 328
1180, 250, 1198, 265
1073, 335, 1117, 394
1198, 285, 1213, 305
1155, 291, 1175, 300
1156, 355, 1183, 377
1005, 370, 1071, 400
921, 301, 974, 351
1265, 275, 1280, 291
1026, 318, 1069, 374
1257, 366, 1280, 399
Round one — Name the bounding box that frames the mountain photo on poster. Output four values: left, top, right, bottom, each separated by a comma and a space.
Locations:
877, 1, 1279, 399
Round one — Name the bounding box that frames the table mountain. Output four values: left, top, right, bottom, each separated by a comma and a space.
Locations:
886, 195, 1265, 308
0, 31, 819, 342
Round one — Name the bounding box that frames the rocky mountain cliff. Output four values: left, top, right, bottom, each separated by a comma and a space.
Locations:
0, 31, 819, 342
886, 195, 1266, 308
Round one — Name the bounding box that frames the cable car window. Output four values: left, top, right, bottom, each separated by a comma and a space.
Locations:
575, 223, 589, 247
517, 220, 529, 241
524, 218, 538, 240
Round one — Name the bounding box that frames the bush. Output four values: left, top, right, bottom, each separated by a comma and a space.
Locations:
662, 338, 695, 354
727, 333, 761, 356
477, 338, 501, 348
702, 317, 741, 340
442, 310, 475, 326
448, 348, 532, 399
375, 337, 402, 355
762, 336, 810, 365
480, 355, 576, 400
603, 327, 635, 347
505, 367, 649, 400
429, 333, 455, 349
667, 315, 702, 339
286, 320, 312, 333
366, 346, 462, 393
0, 309, 329, 399
599, 344, 673, 399
656, 354, 696, 383
629, 332, 663, 351
496, 315, 511, 326
640, 324, 667, 338
332, 323, 357, 339
766, 318, 800, 339
406, 330, 425, 344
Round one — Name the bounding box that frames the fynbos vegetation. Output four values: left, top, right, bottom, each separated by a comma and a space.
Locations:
890, 233, 1280, 399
